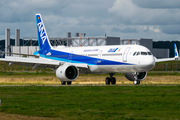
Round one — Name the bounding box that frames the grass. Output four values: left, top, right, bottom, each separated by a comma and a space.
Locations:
0, 86, 180, 120
0, 61, 180, 119
1, 72, 180, 85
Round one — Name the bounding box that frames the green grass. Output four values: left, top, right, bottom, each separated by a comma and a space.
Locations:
151, 61, 180, 71
0, 86, 180, 119
147, 72, 180, 76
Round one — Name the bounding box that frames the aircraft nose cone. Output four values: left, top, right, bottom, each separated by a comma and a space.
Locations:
141, 56, 155, 70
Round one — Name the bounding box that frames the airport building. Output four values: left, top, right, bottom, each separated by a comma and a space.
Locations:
4, 29, 171, 58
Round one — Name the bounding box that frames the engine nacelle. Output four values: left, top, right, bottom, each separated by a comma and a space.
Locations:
124, 72, 147, 81
56, 64, 79, 81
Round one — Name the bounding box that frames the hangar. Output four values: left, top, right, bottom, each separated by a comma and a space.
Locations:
3, 28, 171, 58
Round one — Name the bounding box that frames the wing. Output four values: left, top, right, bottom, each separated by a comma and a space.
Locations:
0, 56, 88, 70
154, 57, 176, 62
155, 43, 179, 63
3, 52, 39, 58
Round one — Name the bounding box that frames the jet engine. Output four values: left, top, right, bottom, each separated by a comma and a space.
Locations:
124, 72, 147, 81
56, 64, 79, 81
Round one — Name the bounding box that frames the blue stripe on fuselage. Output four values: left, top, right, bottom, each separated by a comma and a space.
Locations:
38, 49, 134, 66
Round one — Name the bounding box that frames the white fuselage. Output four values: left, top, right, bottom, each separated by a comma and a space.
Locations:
48, 44, 155, 73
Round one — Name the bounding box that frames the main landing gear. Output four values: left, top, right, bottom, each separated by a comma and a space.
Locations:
61, 81, 72, 85
105, 73, 116, 85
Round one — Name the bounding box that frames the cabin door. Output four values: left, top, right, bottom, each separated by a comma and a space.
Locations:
123, 47, 131, 62
97, 50, 103, 63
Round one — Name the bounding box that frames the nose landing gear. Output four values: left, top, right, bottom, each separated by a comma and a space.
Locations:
132, 72, 140, 85
133, 80, 140, 85
105, 73, 116, 85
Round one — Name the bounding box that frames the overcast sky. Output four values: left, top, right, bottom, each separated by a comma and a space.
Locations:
0, 0, 180, 41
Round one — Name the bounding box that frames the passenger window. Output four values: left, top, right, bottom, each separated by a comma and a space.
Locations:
133, 52, 136, 56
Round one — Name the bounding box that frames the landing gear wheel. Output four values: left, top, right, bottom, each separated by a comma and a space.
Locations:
105, 73, 117, 85
61, 81, 66, 85
111, 77, 116, 85
105, 77, 111, 85
67, 81, 72, 85
133, 80, 140, 85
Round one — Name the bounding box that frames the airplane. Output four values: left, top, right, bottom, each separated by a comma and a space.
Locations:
0, 14, 179, 85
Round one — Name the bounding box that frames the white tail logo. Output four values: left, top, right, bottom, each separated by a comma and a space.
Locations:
37, 22, 47, 44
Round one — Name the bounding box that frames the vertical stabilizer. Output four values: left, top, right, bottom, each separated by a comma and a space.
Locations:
174, 43, 179, 60
36, 14, 52, 50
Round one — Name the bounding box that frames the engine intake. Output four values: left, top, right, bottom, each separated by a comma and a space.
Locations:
56, 64, 79, 81
124, 72, 147, 81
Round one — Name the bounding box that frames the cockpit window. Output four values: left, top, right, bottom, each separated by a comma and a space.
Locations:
136, 52, 140, 56
133, 52, 137, 56
141, 52, 147, 55
147, 52, 152, 55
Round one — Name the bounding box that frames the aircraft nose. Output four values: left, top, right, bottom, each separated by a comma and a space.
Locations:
142, 56, 155, 70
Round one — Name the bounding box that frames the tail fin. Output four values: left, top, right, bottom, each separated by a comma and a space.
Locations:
36, 14, 52, 50
174, 43, 179, 60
